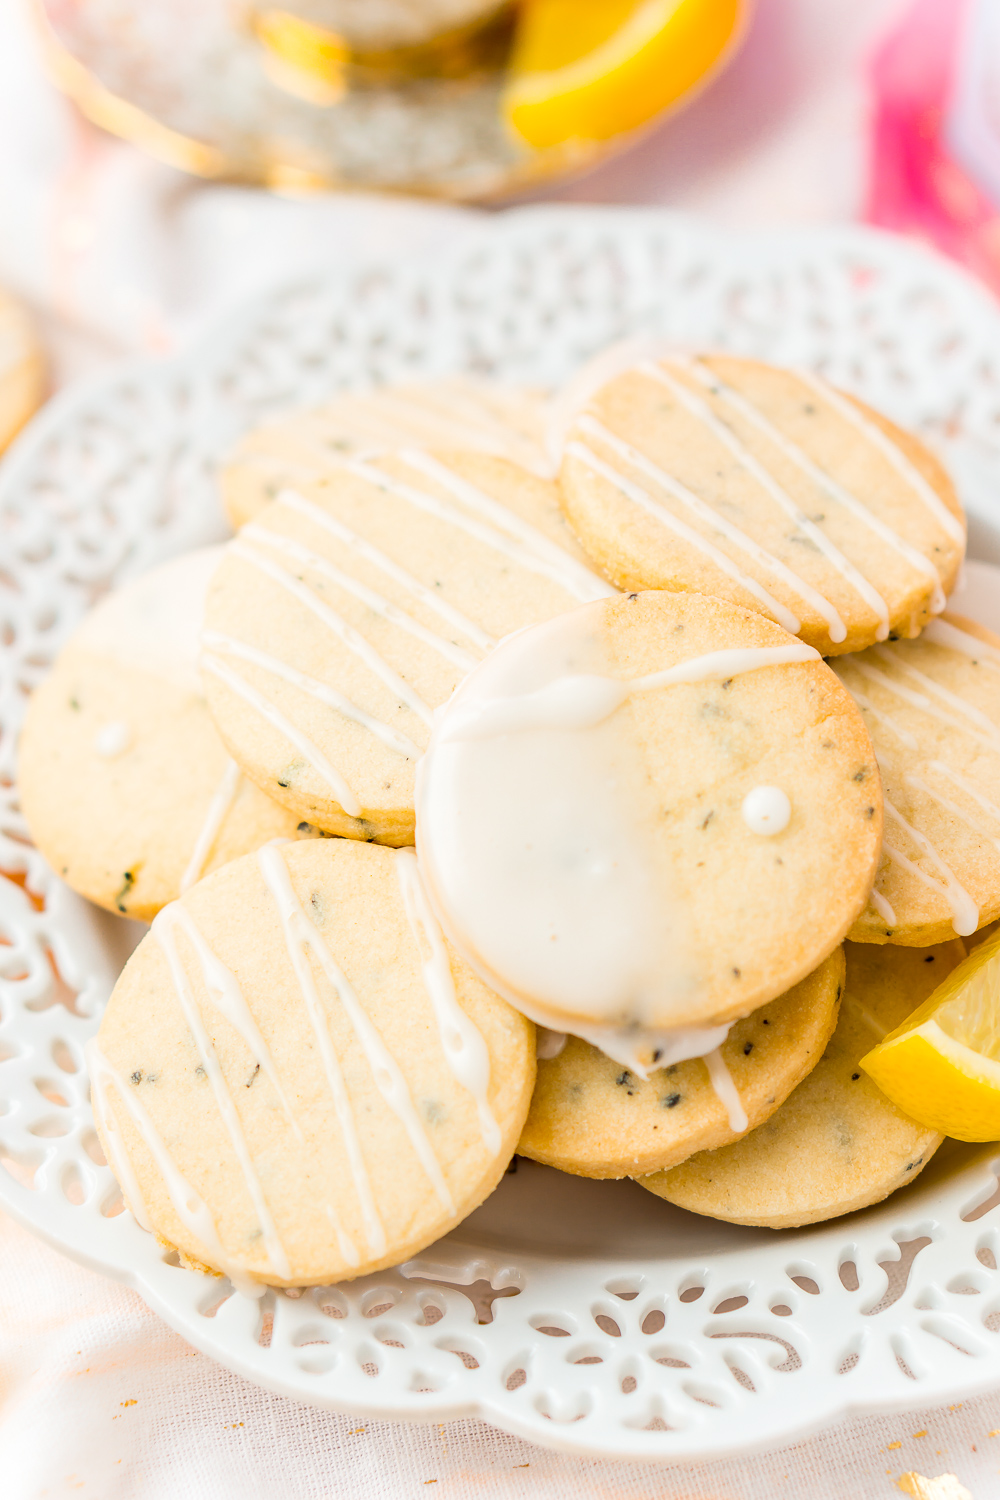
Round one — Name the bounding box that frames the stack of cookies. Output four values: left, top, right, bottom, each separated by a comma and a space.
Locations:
18, 351, 1000, 1290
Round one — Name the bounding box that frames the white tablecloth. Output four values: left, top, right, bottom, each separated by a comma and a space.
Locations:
6, 0, 998, 1493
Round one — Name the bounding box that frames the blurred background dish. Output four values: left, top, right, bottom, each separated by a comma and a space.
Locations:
35, 0, 749, 199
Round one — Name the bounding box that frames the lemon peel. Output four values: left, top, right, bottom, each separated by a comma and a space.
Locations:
861, 926, 1000, 1141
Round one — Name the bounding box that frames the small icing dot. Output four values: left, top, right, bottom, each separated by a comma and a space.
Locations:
536, 1028, 567, 1061
94, 721, 131, 758
741, 785, 791, 836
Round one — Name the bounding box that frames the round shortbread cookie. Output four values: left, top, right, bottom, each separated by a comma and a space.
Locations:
18, 549, 304, 921
517, 948, 844, 1179
417, 590, 882, 1041
558, 354, 965, 656
641, 939, 961, 1228
222, 377, 551, 530
89, 839, 535, 1287
0, 286, 44, 453
204, 450, 611, 845
835, 612, 1000, 947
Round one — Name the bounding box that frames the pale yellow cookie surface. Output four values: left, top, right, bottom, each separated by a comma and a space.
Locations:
559, 354, 964, 655
837, 613, 1000, 947
0, 286, 44, 453
222, 377, 552, 529
642, 940, 961, 1228
91, 839, 535, 1286
204, 450, 609, 844
18, 550, 303, 921
518, 948, 843, 1179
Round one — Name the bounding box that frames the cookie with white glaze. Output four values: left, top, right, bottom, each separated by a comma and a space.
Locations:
0, 286, 44, 453
89, 839, 535, 1287
518, 948, 843, 1179
642, 940, 959, 1228
204, 450, 610, 845
417, 589, 882, 1039
836, 613, 1000, 947
558, 354, 964, 656
222, 377, 551, 530
18, 550, 304, 921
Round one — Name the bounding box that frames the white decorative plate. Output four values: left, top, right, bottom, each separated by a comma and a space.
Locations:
4, 207, 1000, 1463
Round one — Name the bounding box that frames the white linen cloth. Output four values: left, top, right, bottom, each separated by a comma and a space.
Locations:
5, 0, 999, 1495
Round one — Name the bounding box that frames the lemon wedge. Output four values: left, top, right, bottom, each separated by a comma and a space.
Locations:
256, 10, 349, 104
503, 0, 744, 150
860, 926, 1000, 1141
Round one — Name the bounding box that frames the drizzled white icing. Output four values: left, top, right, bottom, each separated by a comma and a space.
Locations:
202, 654, 364, 817
835, 616, 1000, 935
741, 786, 792, 836
93, 720, 130, 757
153, 907, 292, 1280
398, 449, 614, 603
883, 800, 979, 935
202, 631, 421, 761
347, 457, 611, 603
395, 849, 501, 1156
97, 841, 513, 1278
153, 901, 299, 1134
231, 540, 434, 726
906, 773, 1000, 856
277, 488, 495, 653
924, 617, 1000, 670
793, 368, 966, 546
704, 1049, 749, 1133
634, 368, 866, 641
846, 657, 1000, 755
870, 889, 898, 926
417, 601, 819, 1056
85, 1038, 246, 1282
257, 845, 455, 1215
179, 758, 243, 893
242, 522, 480, 672
568, 438, 801, 635
535, 1028, 567, 1061
582, 407, 851, 635
680, 358, 948, 614
871, 645, 1000, 748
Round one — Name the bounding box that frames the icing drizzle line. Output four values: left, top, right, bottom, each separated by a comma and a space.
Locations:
704, 1048, 748, 1134
242, 522, 481, 672
202, 654, 364, 817
567, 439, 801, 635
441, 642, 820, 742
202, 631, 422, 760
231, 540, 433, 726
638, 365, 884, 639
346, 457, 611, 604
679, 358, 947, 613
277, 488, 496, 653
85, 1038, 255, 1286
793, 368, 966, 546
256, 845, 456, 1216
180, 758, 243, 894
882, 799, 979, 935
153, 906, 292, 1280
398, 449, 613, 603
395, 849, 501, 1156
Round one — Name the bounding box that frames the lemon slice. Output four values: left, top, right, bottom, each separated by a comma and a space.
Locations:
860, 926, 1000, 1141
503, 0, 744, 150
255, 10, 348, 104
